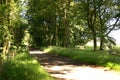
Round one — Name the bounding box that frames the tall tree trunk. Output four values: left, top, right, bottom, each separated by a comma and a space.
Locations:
55, 26, 58, 46
2, 41, 11, 61
100, 37, 104, 50
93, 32, 97, 51
0, 56, 3, 73
63, 0, 71, 47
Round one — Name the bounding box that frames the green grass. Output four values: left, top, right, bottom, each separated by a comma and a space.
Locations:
112, 46, 120, 52
44, 46, 120, 71
0, 51, 55, 80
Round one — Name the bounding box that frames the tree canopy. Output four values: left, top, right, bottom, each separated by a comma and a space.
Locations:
27, 0, 120, 50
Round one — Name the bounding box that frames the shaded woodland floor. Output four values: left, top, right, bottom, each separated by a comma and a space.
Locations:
30, 50, 120, 80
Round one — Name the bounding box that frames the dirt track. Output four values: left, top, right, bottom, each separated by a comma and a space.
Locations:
30, 50, 120, 80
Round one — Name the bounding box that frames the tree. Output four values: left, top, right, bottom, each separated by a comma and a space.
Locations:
70, 1, 94, 46
73, 0, 120, 50
97, 0, 120, 50
73, 0, 99, 50
27, 0, 73, 47
0, 0, 26, 72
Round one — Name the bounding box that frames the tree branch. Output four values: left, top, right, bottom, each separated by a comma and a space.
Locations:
105, 17, 120, 36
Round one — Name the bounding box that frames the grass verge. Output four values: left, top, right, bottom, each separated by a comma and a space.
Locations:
44, 46, 120, 71
0, 51, 54, 80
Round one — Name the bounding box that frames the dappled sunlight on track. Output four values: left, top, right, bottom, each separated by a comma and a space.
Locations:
45, 65, 120, 80
30, 50, 120, 80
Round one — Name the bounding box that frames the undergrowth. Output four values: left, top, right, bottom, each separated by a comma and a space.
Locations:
0, 51, 54, 80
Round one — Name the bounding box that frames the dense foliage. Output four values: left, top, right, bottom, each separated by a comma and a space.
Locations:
27, 0, 120, 50
0, 0, 27, 73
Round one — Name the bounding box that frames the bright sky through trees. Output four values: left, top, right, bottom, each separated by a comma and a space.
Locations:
109, 19, 120, 46
110, 30, 120, 45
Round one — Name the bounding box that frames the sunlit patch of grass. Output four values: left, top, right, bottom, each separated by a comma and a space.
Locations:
106, 62, 120, 71
44, 46, 120, 71
43, 46, 53, 52
0, 52, 54, 80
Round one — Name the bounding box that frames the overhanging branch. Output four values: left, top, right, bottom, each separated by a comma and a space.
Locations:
105, 17, 120, 36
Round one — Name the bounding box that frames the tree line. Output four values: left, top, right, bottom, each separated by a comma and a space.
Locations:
27, 0, 120, 50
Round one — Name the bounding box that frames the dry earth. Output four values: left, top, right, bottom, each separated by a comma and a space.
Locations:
30, 50, 120, 80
